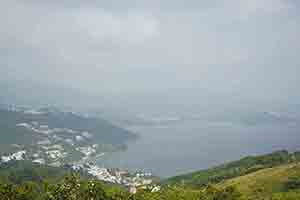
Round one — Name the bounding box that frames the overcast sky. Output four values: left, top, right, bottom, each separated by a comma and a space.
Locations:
1, 0, 300, 101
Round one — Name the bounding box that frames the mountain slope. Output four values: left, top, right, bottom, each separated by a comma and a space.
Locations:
165, 150, 300, 187
0, 108, 136, 166
219, 162, 300, 197
0, 160, 88, 184
1, 153, 300, 199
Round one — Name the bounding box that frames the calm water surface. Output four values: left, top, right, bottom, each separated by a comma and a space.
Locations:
97, 120, 300, 177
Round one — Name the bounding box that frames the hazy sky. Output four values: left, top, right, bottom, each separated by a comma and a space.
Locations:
1, 0, 300, 100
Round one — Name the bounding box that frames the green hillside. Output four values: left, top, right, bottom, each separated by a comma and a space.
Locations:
1, 161, 300, 199
0, 160, 90, 184
165, 150, 300, 187
1, 153, 300, 199
218, 162, 300, 199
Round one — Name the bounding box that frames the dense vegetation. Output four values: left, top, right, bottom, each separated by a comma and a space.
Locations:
0, 161, 91, 184
0, 174, 245, 200
0, 169, 300, 200
165, 150, 300, 187
1, 151, 300, 199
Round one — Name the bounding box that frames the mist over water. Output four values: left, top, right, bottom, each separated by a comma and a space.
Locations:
1, 0, 300, 180
97, 107, 300, 177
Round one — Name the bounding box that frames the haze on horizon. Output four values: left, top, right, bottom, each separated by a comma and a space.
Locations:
1, 0, 300, 107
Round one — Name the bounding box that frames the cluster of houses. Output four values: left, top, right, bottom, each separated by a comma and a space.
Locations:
1, 150, 27, 163
0, 106, 161, 193
68, 163, 160, 193
0, 153, 159, 194
15, 121, 100, 165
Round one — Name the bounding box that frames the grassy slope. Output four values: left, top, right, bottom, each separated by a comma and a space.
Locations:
219, 162, 300, 198
221, 163, 299, 192
165, 150, 300, 187
157, 162, 300, 199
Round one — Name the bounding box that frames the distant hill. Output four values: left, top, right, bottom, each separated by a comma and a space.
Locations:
164, 150, 300, 187
0, 108, 136, 166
